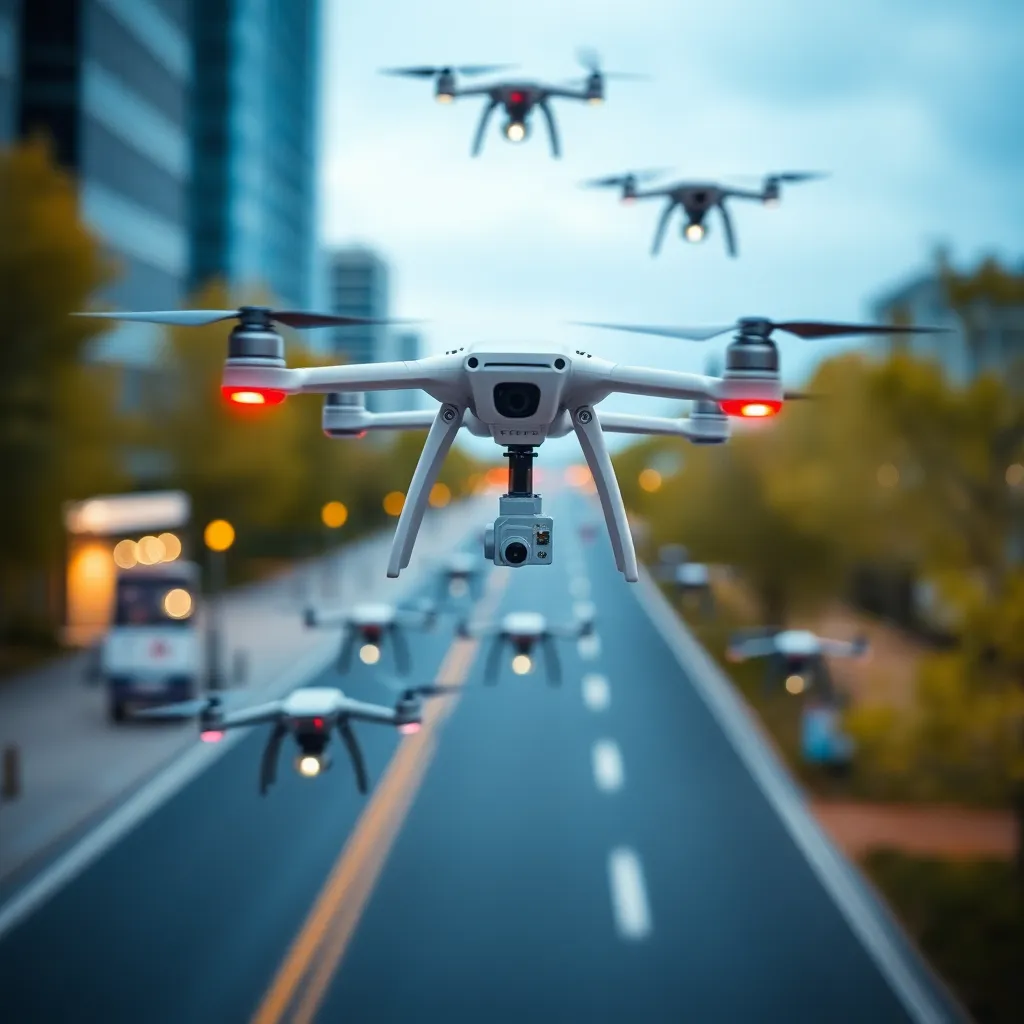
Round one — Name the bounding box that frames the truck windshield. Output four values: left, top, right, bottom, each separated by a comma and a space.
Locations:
114, 578, 195, 628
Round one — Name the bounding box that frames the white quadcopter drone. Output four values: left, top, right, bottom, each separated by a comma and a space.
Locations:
133, 684, 455, 794
727, 628, 870, 695
303, 599, 437, 675
74, 307, 943, 583
457, 607, 595, 685
437, 551, 485, 604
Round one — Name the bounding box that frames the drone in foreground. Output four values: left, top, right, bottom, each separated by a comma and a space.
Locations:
437, 551, 484, 604
73, 307, 945, 585
380, 50, 643, 158
727, 628, 870, 695
584, 170, 826, 256
458, 607, 595, 685
133, 684, 455, 794
304, 599, 437, 675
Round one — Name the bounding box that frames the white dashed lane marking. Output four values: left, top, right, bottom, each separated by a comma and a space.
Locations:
592, 740, 624, 793
578, 634, 601, 660
608, 847, 652, 940
581, 673, 610, 711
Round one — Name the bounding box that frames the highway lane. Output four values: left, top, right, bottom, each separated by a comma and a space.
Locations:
0, 558, 486, 1024
0, 493, 963, 1023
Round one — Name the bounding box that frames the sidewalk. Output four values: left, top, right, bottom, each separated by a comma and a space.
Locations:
0, 501, 487, 885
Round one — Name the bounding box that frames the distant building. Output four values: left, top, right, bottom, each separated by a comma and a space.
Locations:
0, 0, 19, 141
189, 0, 321, 310
17, 0, 193, 365
389, 331, 423, 412
872, 257, 1024, 387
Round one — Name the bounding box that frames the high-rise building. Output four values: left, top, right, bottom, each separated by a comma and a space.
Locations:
872, 259, 1024, 387
190, 0, 320, 310
389, 331, 423, 411
328, 245, 389, 348
16, 0, 193, 364
0, 0, 19, 142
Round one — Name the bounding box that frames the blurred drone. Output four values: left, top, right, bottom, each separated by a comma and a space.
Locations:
72, 307, 944, 585
304, 599, 437, 676
727, 628, 870, 695
654, 545, 715, 618
458, 607, 595, 685
583, 170, 826, 256
437, 551, 484, 604
132, 684, 455, 794
380, 49, 643, 158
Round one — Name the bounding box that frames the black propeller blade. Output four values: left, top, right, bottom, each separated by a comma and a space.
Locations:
571, 319, 950, 342
581, 169, 668, 189
380, 63, 516, 78
575, 47, 647, 79
766, 171, 829, 184
73, 306, 417, 330
400, 684, 461, 701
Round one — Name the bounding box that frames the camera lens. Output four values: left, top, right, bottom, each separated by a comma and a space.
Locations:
504, 541, 528, 565
493, 382, 541, 419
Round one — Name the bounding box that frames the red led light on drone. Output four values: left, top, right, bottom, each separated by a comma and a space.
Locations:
398, 722, 422, 735
221, 386, 287, 406
720, 399, 782, 419
509, 91, 525, 103
200, 730, 224, 743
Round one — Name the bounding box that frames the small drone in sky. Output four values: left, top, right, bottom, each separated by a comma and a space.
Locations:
304, 599, 437, 675
132, 684, 455, 794
380, 49, 643, 158
583, 170, 826, 256
457, 607, 595, 685
73, 307, 945, 585
437, 551, 485, 604
727, 628, 870, 695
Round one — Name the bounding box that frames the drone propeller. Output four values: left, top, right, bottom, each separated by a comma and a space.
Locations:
73, 306, 412, 330
380, 63, 516, 78
766, 171, 829, 184
400, 683, 462, 700
572, 318, 950, 343
575, 47, 646, 80
582, 169, 668, 189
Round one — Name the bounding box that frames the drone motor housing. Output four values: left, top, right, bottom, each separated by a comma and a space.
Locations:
322, 392, 369, 438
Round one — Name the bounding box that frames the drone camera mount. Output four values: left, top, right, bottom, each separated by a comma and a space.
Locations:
485, 445, 553, 567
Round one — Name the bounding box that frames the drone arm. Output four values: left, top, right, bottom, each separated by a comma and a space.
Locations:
598, 411, 704, 439
820, 638, 869, 659
726, 637, 777, 661
387, 403, 465, 577
338, 697, 400, 726
220, 703, 285, 729
336, 718, 369, 794
651, 200, 676, 256
602, 365, 720, 403
304, 606, 349, 629
360, 410, 439, 432
471, 98, 499, 157
717, 202, 737, 257
571, 407, 639, 582
223, 358, 446, 397
258, 721, 288, 795
537, 98, 561, 158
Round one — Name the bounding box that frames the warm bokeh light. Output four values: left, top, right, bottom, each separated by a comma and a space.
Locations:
1006, 463, 1024, 487
383, 491, 405, 517
685, 223, 705, 242
163, 588, 193, 619
321, 501, 348, 529
511, 654, 532, 675
429, 482, 452, 508
158, 532, 182, 561
485, 467, 506, 489
565, 465, 592, 488
297, 756, 322, 777
137, 535, 166, 565
204, 519, 235, 552
435, 93, 453, 104
112, 539, 138, 569
785, 674, 806, 695
398, 722, 421, 735
877, 463, 900, 488
359, 643, 381, 665
638, 468, 662, 493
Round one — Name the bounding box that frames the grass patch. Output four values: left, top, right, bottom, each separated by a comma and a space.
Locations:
862, 849, 1024, 1023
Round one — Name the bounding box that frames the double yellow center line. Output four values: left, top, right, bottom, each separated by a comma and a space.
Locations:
251, 570, 508, 1024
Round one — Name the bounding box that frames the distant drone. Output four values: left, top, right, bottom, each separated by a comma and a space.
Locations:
381, 50, 643, 158
458, 607, 595, 685
437, 551, 484, 604
654, 546, 715, 618
73, 307, 944, 584
583, 170, 826, 256
727, 628, 869, 695
304, 599, 437, 675
133, 685, 455, 794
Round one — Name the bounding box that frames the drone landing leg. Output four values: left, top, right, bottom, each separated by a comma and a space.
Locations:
572, 407, 639, 582
388, 404, 465, 577
259, 722, 287, 796
338, 718, 369, 794
718, 202, 737, 257
471, 99, 499, 157
538, 99, 561, 158
651, 200, 676, 256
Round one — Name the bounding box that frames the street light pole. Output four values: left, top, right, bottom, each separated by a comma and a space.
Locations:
203, 519, 235, 693
320, 501, 348, 602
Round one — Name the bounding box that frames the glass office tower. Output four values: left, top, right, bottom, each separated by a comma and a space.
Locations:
190, 0, 321, 310
0, 0, 19, 141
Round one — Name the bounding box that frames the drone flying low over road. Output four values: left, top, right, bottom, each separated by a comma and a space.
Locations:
304, 599, 437, 675
437, 551, 484, 604
457, 607, 596, 685
380, 50, 643, 158
584, 170, 826, 256
132, 685, 455, 794
727, 628, 870, 695
73, 307, 945, 585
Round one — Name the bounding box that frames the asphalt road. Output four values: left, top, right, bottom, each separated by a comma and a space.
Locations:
0, 492, 963, 1024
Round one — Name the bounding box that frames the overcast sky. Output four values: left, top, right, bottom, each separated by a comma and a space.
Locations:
317, 0, 1023, 458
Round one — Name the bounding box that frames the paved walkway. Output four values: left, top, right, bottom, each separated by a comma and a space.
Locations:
0, 501, 487, 885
